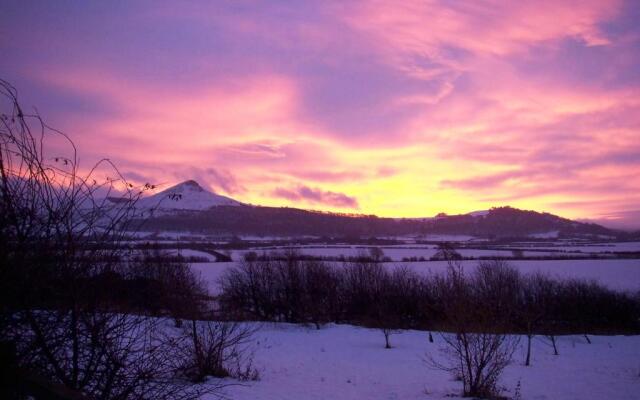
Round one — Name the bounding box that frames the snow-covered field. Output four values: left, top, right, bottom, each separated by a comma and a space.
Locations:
175, 240, 640, 399
503, 241, 640, 253
207, 323, 640, 400
224, 240, 640, 262
227, 246, 592, 263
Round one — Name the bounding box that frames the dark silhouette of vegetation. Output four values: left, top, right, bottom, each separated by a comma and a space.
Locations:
0, 79, 250, 399
219, 254, 640, 337
133, 204, 622, 239
219, 253, 639, 398
428, 262, 520, 399
431, 242, 463, 261
173, 321, 259, 383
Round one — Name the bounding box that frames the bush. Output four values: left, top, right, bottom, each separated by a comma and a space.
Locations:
0, 80, 219, 399
174, 321, 258, 382
219, 253, 640, 336
428, 262, 519, 399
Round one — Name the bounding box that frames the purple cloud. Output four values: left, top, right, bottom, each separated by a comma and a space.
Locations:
272, 185, 359, 209
1, 0, 639, 224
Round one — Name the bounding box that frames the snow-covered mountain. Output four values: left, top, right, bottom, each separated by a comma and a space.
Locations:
135, 180, 243, 211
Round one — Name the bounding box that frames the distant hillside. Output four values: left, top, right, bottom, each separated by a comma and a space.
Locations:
133, 202, 620, 239
121, 180, 620, 238
423, 206, 615, 238
135, 205, 422, 237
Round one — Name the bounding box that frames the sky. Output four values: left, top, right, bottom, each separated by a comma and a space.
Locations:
2, 1, 639, 229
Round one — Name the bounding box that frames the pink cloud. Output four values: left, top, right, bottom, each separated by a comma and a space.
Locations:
3, 0, 638, 225
272, 185, 359, 209
341, 1, 621, 72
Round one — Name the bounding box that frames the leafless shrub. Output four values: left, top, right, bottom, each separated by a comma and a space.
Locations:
474, 260, 521, 321
9, 312, 219, 400
220, 254, 640, 339
341, 258, 387, 320
303, 259, 341, 329
129, 248, 210, 323
368, 246, 385, 262
430, 242, 462, 261
219, 255, 341, 327
0, 79, 219, 399
173, 320, 259, 383
433, 331, 519, 398
367, 266, 427, 348
218, 257, 279, 320
428, 262, 519, 399
517, 272, 557, 365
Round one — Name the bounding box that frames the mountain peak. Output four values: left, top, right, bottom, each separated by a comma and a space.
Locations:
172, 180, 205, 193
136, 179, 243, 210
181, 179, 204, 188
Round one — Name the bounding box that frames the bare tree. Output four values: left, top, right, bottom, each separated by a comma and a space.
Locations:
341, 258, 387, 320
0, 79, 218, 399
368, 270, 399, 349
372, 266, 426, 349
429, 261, 519, 398
431, 242, 462, 261
130, 248, 210, 325
474, 260, 521, 323
302, 259, 340, 329
517, 272, 556, 366
173, 320, 259, 383
368, 246, 385, 262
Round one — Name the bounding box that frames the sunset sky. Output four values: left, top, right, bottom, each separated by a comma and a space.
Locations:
2, 1, 639, 228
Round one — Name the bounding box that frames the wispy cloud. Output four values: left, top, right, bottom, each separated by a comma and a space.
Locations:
1, 0, 639, 224
272, 185, 359, 209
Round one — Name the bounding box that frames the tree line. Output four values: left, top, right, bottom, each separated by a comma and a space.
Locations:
218, 252, 639, 398
219, 252, 640, 346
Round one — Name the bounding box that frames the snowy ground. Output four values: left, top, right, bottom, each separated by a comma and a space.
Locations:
235, 246, 530, 260
224, 240, 640, 263
207, 323, 640, 400
184, 242, 640, 398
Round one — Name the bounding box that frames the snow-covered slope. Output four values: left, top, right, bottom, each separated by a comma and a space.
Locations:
136, 180, 243, 211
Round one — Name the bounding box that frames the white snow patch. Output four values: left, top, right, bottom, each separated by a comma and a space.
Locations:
204, 323, 640, 400
136, 180, 243, 211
